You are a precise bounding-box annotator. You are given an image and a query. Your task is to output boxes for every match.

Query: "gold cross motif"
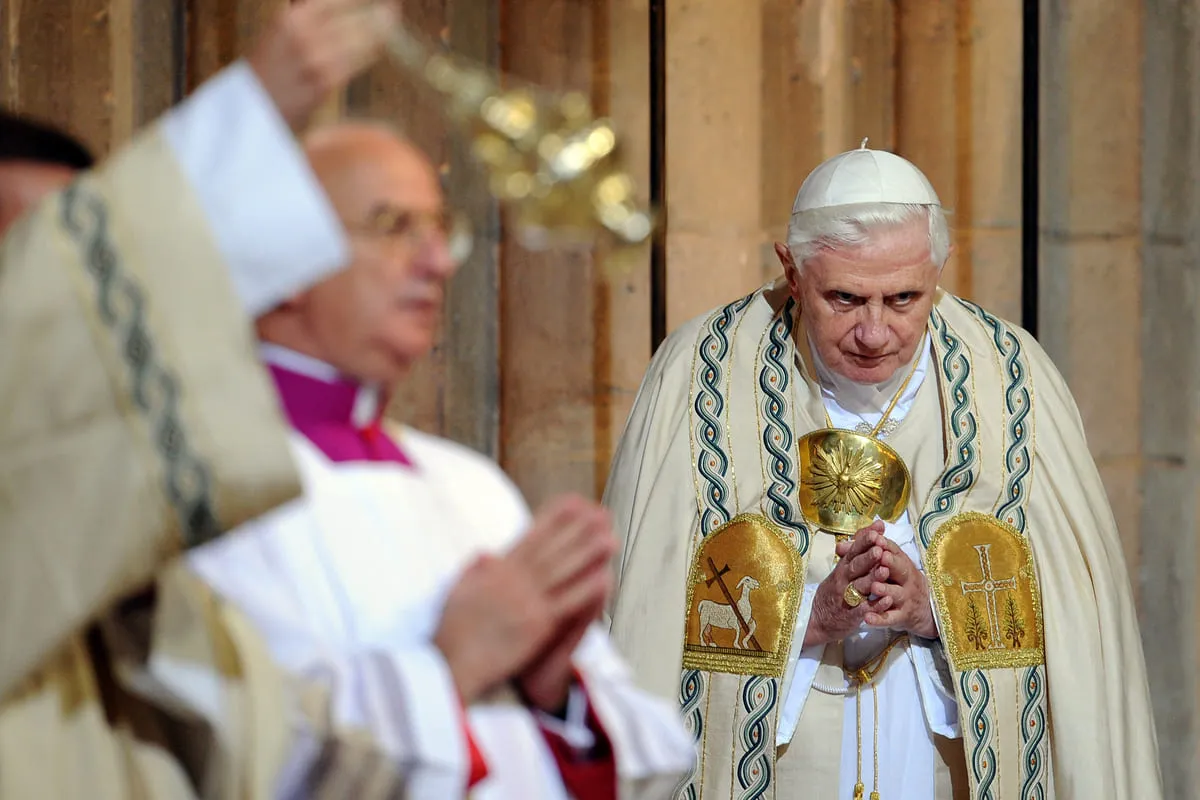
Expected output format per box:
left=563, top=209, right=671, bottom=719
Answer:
left=959, top=544, right=1018, bottom=650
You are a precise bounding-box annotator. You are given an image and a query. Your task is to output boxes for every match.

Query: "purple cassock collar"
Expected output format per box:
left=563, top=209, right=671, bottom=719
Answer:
left=261, top=344, right=414, bottom=467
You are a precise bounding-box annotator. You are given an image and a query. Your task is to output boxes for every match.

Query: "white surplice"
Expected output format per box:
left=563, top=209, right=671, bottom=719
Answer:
left=187, top=351, right=694, bottom=799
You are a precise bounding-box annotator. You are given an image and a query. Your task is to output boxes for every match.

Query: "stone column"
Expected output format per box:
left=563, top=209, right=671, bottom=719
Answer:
left=498, top=0, right=609, bottom=505
left=595, top=0, right=654, bottom=473
left=1139, top=0, right=1200, bottom=792
left=0, top=0, right=184, bottom=155
left=664, top=0, right=763, bottom=328
left=760, top=0, right=898, bottom=284
left=1039, top=0, right=1144, bottom=578
left=896, top=0, right=1023, bottom=316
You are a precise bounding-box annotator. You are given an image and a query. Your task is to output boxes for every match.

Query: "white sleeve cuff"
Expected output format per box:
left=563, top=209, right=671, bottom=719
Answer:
left=777, top=583, right=824, bottom=746
left=569, top=625, right=696, bottom=777
left=384, top=644, right=471, bottom=773
left=333, top=643, right=472, bottom=797
left=534, top=684, right=596, bottom=751
left=274, top=644, right=472, bottom=799
left=161, top=60, right=349, bottom=317
left=910, top=636, right=960, bottom=738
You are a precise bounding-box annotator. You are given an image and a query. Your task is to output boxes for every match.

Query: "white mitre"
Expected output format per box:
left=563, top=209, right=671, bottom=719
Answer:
left=791, top=139, right=941, bottom=213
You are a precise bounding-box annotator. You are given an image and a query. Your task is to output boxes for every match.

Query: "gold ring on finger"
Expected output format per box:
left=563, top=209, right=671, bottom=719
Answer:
left=843, top=583, right=865, bottom=608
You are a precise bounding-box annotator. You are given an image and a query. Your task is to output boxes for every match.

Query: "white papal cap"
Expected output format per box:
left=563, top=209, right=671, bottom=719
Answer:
left=791, top=139, right=941, bottom=214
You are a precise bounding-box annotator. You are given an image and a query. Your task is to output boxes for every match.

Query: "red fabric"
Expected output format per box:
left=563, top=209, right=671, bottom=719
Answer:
left=357, top=420, right=416, bottom=466
left=456, top=704, right=489, bottom=789
left=538, top=679, right=617, bottom=800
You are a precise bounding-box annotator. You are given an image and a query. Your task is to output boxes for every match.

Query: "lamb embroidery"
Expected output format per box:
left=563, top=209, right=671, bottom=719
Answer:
left=680, top=513, right=804, bottom=678
left=697, top=560, right=761, bottom=650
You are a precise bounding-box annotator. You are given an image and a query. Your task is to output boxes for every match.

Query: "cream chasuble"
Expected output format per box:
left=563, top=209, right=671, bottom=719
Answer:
left=604, top=281, right=1162, bottom=800
left=0, top=62, right=412, bottom=798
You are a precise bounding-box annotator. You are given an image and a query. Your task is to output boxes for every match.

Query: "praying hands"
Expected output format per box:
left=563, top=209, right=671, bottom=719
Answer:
left=864, top=534, right=938, bottom=639
left=804, top=521, right=938, bottom=647
left=512, top=496, right=616, bottom=714
left=434, top=494, right=616, bottom=708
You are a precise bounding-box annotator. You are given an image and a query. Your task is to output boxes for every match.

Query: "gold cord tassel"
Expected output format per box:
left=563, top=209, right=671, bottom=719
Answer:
left=854, top=681, right=865, bottom=800
left=828, top=637, right=907, bottom=800
left=870, top=681, right=881, bottom=800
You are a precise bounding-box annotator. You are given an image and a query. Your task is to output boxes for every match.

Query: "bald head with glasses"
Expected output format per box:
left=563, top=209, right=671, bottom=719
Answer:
left=256, top=122, right=470, bottom=384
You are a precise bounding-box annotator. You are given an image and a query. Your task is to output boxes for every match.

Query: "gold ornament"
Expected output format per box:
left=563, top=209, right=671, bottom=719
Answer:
left=797, top=429, right=911, bottom=535
left=810, top=437, right=884, bottom=516
left=384, top=21, right=654, bottom=265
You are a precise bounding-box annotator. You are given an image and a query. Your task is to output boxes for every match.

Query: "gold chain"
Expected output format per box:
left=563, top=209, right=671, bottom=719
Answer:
left=822, top=343, right=923, bottom=439
left=871, top=683, right=881, bottom=800
left=847, top=633, right=909, bottom=685
left=854, top=686, right=864, bottom=800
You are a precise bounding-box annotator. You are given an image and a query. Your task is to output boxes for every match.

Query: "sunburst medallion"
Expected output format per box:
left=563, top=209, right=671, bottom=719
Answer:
left=797, top=429, right=911, bottom=534
left=810, top=440, right=883, bottom=515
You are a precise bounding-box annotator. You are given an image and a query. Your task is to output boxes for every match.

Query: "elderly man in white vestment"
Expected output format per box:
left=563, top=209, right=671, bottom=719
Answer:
left=187, top=122, right=695, bottom=799
left=0, top=0, right=460, bottom=796
left=603, top=144, right=1163, bottom=799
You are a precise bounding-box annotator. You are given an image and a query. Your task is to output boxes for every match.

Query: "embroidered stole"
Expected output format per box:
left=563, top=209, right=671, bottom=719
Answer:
left=675, top=289, right=1052, bottom=800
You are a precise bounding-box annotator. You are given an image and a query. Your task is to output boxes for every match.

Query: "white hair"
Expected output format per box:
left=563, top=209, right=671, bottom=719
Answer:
left=785, top=202, right=950, bottom=272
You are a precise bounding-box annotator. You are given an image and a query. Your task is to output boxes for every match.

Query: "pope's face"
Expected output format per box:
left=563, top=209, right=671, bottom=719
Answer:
left=782, top=218, right=940, bottom=385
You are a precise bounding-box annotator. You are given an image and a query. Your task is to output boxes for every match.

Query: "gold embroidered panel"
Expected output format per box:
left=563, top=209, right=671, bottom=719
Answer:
left=796, top=429, right=911, bottom=535
left=681, top=514, right=803, bottom=677
left=926, top=512, right=1045, bottom=672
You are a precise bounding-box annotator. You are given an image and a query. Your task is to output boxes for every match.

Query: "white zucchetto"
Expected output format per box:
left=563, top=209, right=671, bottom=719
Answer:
left=791, top=139, right=941, bottom=213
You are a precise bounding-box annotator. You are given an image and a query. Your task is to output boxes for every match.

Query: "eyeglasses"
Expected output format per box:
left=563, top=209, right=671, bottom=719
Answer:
left=344, top=204, right=474, bottom=265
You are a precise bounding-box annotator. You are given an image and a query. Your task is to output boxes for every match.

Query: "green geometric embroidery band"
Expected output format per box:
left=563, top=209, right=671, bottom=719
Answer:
left=955, top=298, right=1035, bottom=533
left=60, top=182, right=221, bottom=548
left=923, top=305, right=1051, bottom=800
left=960, top=669, right=998, bottom=799
left=732, top=299, right=814, bottom=800
left=1019, top=664, right=1050, bottom=800
left=679, top=291, right=786, bottom=800
left=691, top=295, right=753, bottom=532
left=675, top=669, right=706, bottom=800
left=920, top=311, right=999, bottom=799
left=757, top=299, right=811, bottom=556
left=735, top=675, right=777, bottom=800
left=918, top=309, right=980, bottom=549
left=956, top=299, right=1050, bottom=799
left=678, top=295, right=753, bottom=800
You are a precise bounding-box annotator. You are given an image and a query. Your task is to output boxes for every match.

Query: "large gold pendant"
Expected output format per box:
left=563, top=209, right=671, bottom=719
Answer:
left=797, top=429, right=911, bottom=535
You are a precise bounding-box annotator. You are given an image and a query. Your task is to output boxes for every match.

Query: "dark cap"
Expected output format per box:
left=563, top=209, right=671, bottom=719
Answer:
left=0, top=110, right=94, bottom=170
